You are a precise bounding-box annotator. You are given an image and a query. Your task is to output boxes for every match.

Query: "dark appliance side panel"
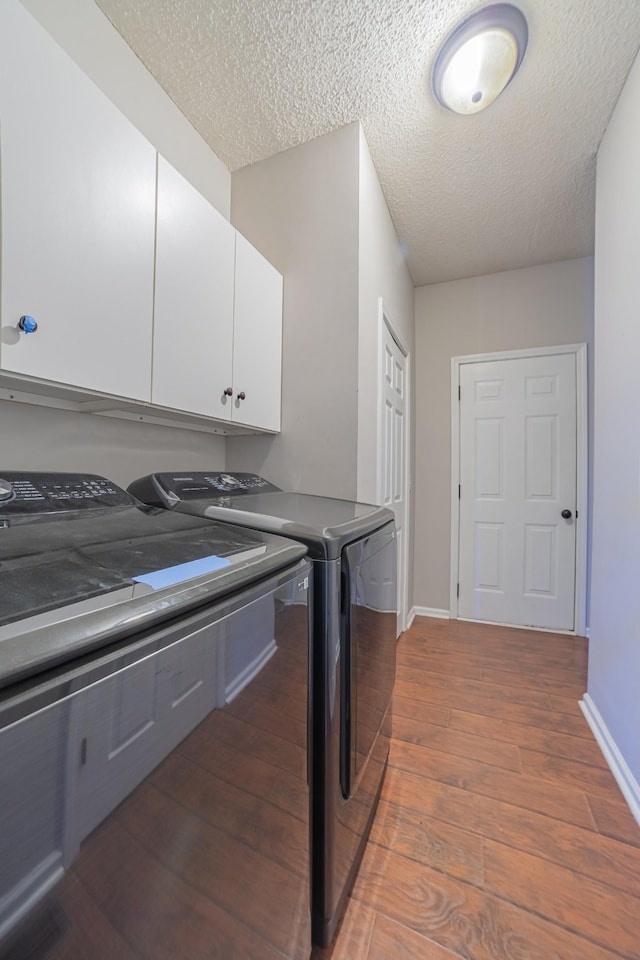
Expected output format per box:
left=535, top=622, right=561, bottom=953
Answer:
left=314, top=522, right=396, bottom=948
left=342, top=521, right=397, bottom=797
left=0, top=562, right=312, bottom=960
left=310, top=557, right=342, bottom=949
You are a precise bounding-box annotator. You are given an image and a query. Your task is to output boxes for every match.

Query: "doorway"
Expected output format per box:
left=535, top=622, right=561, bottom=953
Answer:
left=451, top=344, right=587, bottom=633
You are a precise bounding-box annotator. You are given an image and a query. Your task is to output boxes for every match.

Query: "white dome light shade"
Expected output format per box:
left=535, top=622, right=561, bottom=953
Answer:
left=441, top=29, right=518, bottom=114
left=433, top=4, right=528, bottom=115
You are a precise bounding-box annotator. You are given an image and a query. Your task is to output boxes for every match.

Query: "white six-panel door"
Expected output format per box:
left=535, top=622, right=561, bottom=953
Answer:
left=458, top=352, right=577, bottom=631
left=380, top=321, right=408, bottom=636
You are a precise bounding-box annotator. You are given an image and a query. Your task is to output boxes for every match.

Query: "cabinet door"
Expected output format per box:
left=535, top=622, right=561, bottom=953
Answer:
left=153, top=157, right=235, bottom=418
left=155, top=620, right=220, bottom=750
left=0, top=700, right=72, bottom=938
left=232, top=233, right=283, bottom=432
left=75, top=655, right=163, bottom=843
left=75, top=621, right=219, bottom=843
left=0, top=0, right=156, bottom=400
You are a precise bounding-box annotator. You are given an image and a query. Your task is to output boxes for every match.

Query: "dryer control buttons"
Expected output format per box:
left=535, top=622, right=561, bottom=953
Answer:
left=217, top=473, right=243, bottom=490
left=0, top=478, right=15, bottom=502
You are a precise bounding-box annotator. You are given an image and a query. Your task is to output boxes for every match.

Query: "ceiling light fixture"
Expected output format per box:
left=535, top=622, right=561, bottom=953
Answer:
left=432, top=4, right=528, bottom=115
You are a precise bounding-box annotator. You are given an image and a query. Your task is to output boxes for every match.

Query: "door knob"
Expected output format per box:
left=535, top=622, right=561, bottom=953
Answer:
left=561, top=509, right=573, bottom=519
left=236, top=391, right=246, bottom=400
left=18, top=315, right=38, bottom=334
left=223, top=387, right=233, bottom=396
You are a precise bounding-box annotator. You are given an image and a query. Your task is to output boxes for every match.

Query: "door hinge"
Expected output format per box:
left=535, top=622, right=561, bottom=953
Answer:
left=456, top=583, right=460, bottom=598
left=80, top=737, right=88, bottom=766
left=575, top=510, right=579, bottom=519
left=458, top=484, right=461, bottom=499
left=458, top=385, right=461, bottom=401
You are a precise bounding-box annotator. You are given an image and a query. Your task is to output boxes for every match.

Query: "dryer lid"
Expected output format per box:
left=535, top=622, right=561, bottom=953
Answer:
left=128, top=472, right=394, bottom=559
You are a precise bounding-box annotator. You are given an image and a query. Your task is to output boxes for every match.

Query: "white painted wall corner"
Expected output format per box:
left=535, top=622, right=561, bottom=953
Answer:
left=409, top=607, right=450, bottom=626
left=580, top=694, right=640, bottom=828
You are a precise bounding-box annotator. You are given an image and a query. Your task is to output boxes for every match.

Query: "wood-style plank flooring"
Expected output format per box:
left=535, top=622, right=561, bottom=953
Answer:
left=315, top=616, right=640, bottom=960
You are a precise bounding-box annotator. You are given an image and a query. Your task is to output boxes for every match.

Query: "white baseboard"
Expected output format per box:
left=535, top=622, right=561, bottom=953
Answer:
left=580, top=694, right=640, bottom=828
left=225, top=639, right=276, bottom=704
left=410, top=606, right=450, bottom=623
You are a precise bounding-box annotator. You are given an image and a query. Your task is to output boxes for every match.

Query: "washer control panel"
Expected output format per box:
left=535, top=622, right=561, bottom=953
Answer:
left=154, top=472, right=280, bottom=500
left=0, top=472, right=133, bottom=514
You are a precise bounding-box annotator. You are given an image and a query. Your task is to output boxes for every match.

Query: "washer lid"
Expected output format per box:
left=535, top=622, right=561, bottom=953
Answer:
left=0, top=471, right=307, bottom=686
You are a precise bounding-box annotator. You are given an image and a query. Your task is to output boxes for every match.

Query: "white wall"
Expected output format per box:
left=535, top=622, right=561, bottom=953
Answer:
left=20, top=0, right=230, bottom=216
left=587, top=49, right=640, bottom=813
left=0, top=402, right=224, bottom=489
left=226, top=124, right=361, bottom=499
left=0, top=0, right=229, bottom=484
left=357, top=128, right=414, bottom=614
left=356, top=127, right=414, bottom=505
left=414, top=258, right=594, bottom=613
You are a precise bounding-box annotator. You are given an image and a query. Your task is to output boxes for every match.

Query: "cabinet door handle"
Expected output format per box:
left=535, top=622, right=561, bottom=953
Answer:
left=18, top=315, right=38, bottom=334
left=237, top=391, right=246, bottom=401
left=223, top=387, right=233, bottom=396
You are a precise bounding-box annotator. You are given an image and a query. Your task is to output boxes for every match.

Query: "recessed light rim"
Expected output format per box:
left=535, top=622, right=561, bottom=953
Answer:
left=432, top=3, right=529, bottom=113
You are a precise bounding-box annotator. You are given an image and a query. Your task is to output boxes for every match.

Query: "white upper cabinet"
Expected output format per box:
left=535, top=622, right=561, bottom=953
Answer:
left=0, top=0, right=156, bottom=401
left=0, top=1, right=282, bottom=433
left=153, top=165, right=283, bottom=430
left=233, top=233, right=283, bottom=432
left=153, top=157, right=235, bottom=417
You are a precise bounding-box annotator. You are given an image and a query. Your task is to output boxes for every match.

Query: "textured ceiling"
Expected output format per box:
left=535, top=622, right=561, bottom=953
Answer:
left=94, top=0, right=640, bottom=285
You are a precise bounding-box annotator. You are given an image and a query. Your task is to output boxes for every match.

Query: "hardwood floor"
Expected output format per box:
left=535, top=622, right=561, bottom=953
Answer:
left=315, top=616, right=640, bottom=960
left=4, top=614, right=638, bottom=959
